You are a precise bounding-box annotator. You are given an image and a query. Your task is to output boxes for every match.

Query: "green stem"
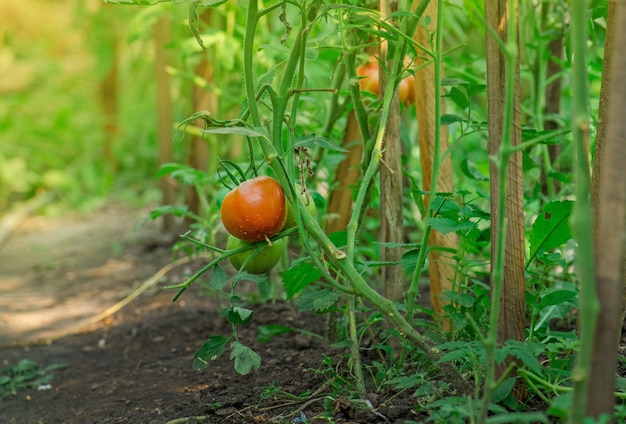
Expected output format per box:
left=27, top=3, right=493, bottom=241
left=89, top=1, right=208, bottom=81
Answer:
left=567, top=0, right=598, bottom=422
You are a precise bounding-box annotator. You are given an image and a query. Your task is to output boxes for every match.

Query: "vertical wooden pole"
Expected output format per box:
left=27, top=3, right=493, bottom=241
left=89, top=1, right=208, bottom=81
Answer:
left=379, top=0, right=404, bottom=305
left=326, top=111, right=363, bottom=234
left=587, top=0, right=624, bottom=418
left=155, top=15, right=175, bottom=232
left=185, top=10, right=215, bottom=227
left=484, top=0, right=526, bottom=395
left=413, top=0, right=457, bottom=326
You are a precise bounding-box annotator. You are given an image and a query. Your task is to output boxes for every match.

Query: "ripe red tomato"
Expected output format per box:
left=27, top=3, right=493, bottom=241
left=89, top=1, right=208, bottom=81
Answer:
left=227, top=235, right=285, bottom=274
left=220, top=176, right=287, bottom=242
left=357, top=55, right=416, bottom=106
left=283, top=185, right=317, bottom=229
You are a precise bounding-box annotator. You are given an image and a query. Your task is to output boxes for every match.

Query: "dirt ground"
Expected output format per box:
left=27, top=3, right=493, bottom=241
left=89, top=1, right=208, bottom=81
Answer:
left=0, top=203, right=416, bottom=424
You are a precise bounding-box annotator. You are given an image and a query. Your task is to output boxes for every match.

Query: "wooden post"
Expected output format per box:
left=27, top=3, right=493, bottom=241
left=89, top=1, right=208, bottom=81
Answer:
left=155, top=15, right=176, bottom=232
left=413, top=0, right=457, bottom=327
left=379, top=0, right=405, bottom=305
left=485, top=0, right=526, bottom=397
left=587, top=0, right=624, bottom=418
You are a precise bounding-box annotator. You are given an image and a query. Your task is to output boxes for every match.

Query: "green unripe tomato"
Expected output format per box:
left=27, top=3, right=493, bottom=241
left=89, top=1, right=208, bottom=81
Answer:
left=227, top=235, right=285, bottom=274
left=284, top=185, right=317, bottom=229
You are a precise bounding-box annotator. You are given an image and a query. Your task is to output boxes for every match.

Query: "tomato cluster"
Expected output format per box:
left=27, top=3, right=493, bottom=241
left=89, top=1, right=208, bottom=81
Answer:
left=220, top=176, right=317, bottom=274
left=357, top=55, right=416, bottom=106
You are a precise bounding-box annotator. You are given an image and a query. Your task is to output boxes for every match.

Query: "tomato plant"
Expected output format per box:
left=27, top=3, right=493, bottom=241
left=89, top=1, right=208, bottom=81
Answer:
left=226, top=235, right=285, bottom=274
left=357, top=55, right=415, bottom=106
left=283, top=185, right=317, bottom=230
left=220, top=176, right=287, bottom=242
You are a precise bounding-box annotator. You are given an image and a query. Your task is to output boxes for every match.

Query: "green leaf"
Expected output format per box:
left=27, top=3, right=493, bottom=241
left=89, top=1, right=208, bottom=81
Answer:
left=230, top=342, right=261, bottom=375
left=487, top=412, right=549, bottom=424
left=460, top=158, right=489, bottom=181
left=202, top=126, right=267, bottom=138
left=297, top=289, right=339, bottom=312
left=188, top=0, right=205, bottom=49
left=429, top=217, right=477, bottom=235
left=227, top=307, right=254, bottom=325
left=448, top=87, right=469, bottom=110
left=282, top=262, right=322, bottom=299
left=491, top=378, right=515, bottom=403
left=232, top=271, right=268, bottom=284
left=502, top=340, right=542, bottom=374
left=293, top=134, right=347, bottom=152
left=401, top=248, right=421, bottom=272
left=150, top=205, right=189, bottom=220
left=209, top=264, right=228, bottom=290
left=539, top=289, right=577, bottom=309
left=440, top=114, right=466, bottom=126
left=444, top=290, right=475, bottom=308
left=193, top=336, right=228, bottom=370
left=528, top=200, right=574, bottom=264
left=328, top=231, right=347, bottom=248
left=257, top=325, right=293, bottom=343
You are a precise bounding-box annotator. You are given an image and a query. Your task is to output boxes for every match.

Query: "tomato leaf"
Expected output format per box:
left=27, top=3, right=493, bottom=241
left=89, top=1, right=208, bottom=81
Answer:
left=202, top=126, right=267, bottom=138
left=227, top=306, right=254, bottom=325
left=209, top=264, right=228, bottom=290
left=230, top=342, right=261, bottom=375
left=528, top=200, right=573, bottom=266
left=193, top=335, right=228, bottom=370
left=188, top=0, right=205, bottom=50
left=257, top=325, right=293, bottom=343
left=293, top=134, right=348, bottom=152
left=297, top=289, right=340, bottom=312
left=282, top=262, right=322, bottom=299
left=429, top=217, right=477, bottom=235
left=440, top=114, right=466, bottom=126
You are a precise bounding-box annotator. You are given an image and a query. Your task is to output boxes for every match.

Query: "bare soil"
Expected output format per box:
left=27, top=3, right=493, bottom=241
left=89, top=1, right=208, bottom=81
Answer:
left=0, top=203, right=416, bottom=424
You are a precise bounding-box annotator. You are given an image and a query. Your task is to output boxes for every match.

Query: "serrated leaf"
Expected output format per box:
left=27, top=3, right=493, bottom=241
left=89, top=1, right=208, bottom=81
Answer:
left=293, top=134, right=347, bottom=152
left=227, top=306, right=254, bottom=325
left=528, top=200, right=574, bottom=264
left=297, top=289, right=339, bottom=312
left=193, top=336, right=228, bottom=370
left=429, top=217, right=477, bottom=235
left=438, top=349, right=471, bottom=364
left=539, top=289, right=577, bottom=309
left=387, top=375, right=423, bottom=389
left=491, top=378, right=515, bottom=403
left=282, top=262, right=322, bottom=299
left=150, top=205, right=189, bottom=220
left=444, top=290, right=475, bottom=308
left=232, top=271, right=268, bottom=284
left=503, top=340, right=542, bottom=374
left=209, top=264, right=228, bottom=290
left=230, top=342, right=261, bottom=375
